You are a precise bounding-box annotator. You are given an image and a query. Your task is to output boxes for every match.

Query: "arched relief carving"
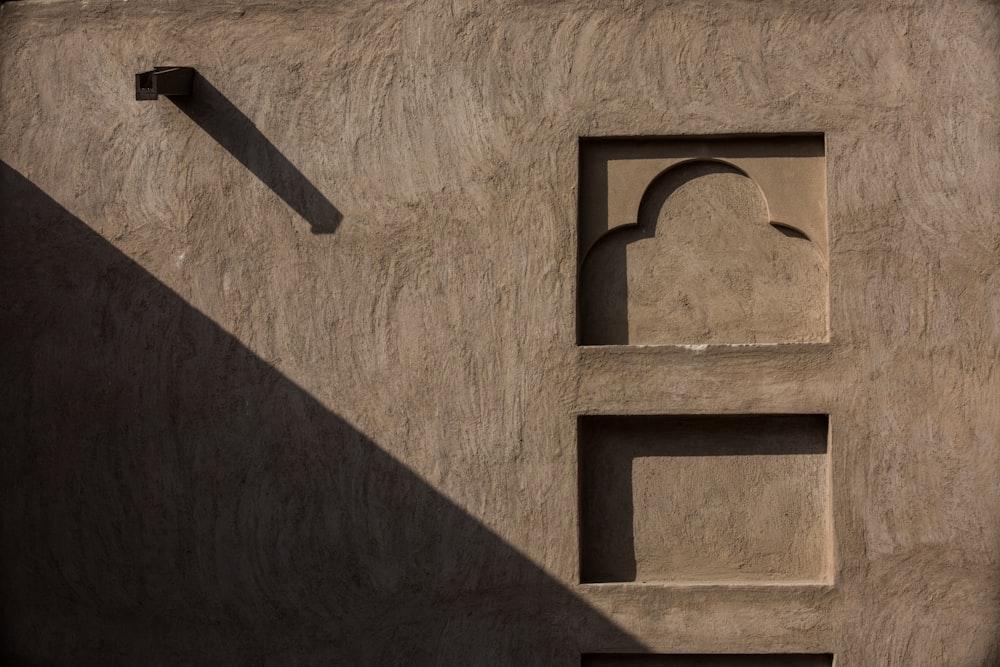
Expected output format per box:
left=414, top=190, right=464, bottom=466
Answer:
left=578, top=135, right=829, bottom=345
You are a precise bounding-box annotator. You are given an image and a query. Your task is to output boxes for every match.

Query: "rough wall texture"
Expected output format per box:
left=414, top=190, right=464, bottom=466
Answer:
left=1, top=0, right=998, bottom=665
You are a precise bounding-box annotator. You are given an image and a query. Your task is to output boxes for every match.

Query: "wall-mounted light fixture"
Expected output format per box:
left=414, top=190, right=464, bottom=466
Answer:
left=135, top=67, right=194, bottom=100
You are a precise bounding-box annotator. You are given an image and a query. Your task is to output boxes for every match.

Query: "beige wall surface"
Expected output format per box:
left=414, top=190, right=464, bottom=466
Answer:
left=1, top=0, right=998, bottom=664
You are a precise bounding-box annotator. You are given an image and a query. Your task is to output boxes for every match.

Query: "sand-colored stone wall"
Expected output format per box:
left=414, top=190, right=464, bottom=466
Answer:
left=2, top=1, right=998, bottom=664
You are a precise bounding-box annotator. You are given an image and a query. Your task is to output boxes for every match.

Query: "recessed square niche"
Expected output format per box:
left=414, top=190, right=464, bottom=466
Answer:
left=578, top=415, right=830, bottom=584
left=578, top=135, right=828, bottom=345
left=581, top=655, right=833, bottom=667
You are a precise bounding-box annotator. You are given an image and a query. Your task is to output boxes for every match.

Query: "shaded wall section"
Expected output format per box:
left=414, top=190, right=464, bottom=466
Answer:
left=0, top=162, right=641, bottom=665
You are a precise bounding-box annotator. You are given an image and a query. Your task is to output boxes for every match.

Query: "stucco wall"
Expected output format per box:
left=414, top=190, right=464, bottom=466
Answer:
left=2, top=1, right=998, bottom=664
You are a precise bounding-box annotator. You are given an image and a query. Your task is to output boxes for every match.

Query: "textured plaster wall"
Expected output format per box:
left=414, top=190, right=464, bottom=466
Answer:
left=1, top=0, right=999, bottom=665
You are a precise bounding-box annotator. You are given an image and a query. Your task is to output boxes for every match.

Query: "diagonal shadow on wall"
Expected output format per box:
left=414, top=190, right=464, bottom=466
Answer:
left=0, top=162, right=642, bottom=665
left=170, top=72, right=341, bottom=234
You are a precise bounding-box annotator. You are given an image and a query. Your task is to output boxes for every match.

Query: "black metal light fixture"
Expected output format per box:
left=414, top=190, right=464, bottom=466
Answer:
left=135, top=67, right=194, bottom=100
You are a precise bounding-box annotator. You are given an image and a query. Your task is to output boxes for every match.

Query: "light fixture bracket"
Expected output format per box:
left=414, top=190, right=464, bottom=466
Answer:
left=135, top=66, right=194, bottom=101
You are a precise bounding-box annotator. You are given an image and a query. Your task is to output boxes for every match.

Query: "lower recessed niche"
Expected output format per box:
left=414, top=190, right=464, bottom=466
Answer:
left=579, top=415, right=830, bottom=584
left=582, top=655, right=833, bottom=667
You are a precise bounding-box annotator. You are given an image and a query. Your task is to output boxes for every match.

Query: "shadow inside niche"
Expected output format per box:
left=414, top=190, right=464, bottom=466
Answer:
left=0, top=162, right=642, bottom=665
left=578, top=162, right=743, bottom=346
left=170, top=71, right=341, bottom=234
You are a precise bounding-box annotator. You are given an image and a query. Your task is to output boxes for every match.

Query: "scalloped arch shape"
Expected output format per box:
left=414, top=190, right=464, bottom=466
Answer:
left=581, top=158, right=815, bottom=265
left=637, top=158, right=771, bottom=226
